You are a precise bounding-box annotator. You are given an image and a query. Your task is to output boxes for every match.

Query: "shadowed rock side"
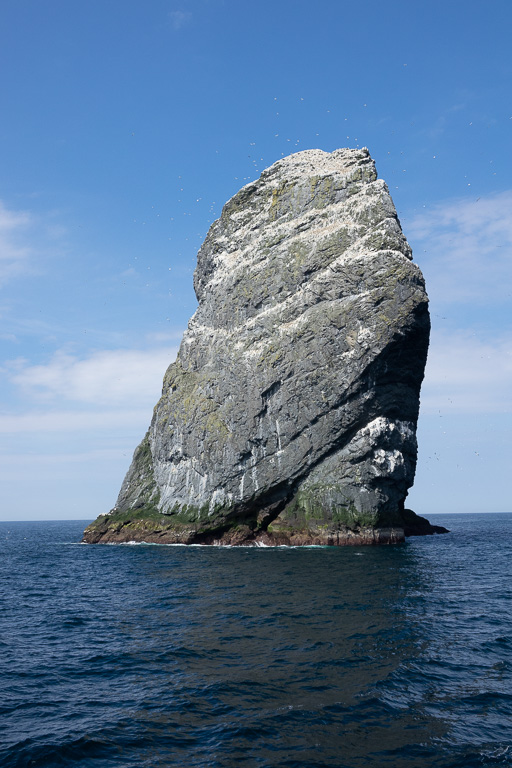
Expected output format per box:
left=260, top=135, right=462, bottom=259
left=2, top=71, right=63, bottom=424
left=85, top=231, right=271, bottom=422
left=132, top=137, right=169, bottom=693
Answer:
left=84, top=148, right=448, bottom=546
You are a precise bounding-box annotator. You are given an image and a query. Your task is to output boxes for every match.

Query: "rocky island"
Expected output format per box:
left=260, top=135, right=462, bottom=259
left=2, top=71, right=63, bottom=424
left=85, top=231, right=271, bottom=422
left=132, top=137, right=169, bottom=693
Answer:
left=84, top=148, right=447, bottom=546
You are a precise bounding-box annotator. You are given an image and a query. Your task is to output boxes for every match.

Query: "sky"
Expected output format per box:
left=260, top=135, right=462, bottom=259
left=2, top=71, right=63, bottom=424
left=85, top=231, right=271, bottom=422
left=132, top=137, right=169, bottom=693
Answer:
left=0, top=0, right=511, bottom=521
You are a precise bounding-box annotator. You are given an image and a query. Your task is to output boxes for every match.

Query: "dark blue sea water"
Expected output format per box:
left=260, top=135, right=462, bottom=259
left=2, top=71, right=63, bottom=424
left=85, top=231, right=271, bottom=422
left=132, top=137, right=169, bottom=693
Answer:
left=1, top=514, right=511, bottom=768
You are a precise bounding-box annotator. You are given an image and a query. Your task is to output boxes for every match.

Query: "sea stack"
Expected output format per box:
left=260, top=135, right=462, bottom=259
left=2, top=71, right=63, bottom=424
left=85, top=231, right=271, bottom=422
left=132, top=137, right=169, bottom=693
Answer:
left=84, top=148, right=446, bottom=545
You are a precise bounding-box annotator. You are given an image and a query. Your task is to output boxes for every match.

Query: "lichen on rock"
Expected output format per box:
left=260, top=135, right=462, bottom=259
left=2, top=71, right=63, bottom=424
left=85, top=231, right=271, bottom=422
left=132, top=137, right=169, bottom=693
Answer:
left=83, top=148, right=447, bottom=546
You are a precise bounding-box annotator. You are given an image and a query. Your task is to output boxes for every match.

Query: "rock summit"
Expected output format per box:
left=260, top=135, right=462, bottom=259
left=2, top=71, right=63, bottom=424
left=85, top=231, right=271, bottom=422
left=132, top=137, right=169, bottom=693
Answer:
left=84, top=148, right=447, bottom=545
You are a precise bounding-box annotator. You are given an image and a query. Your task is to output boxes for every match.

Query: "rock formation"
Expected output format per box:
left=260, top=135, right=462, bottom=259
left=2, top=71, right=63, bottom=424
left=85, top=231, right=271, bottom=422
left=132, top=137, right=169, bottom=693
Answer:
left=84, top=148, right=447, bottom=545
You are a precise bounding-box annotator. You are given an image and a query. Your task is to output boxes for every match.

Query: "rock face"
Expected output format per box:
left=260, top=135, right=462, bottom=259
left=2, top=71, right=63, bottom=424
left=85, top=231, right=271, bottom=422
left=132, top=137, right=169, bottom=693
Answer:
left=84, top=148, right=447, bottom=545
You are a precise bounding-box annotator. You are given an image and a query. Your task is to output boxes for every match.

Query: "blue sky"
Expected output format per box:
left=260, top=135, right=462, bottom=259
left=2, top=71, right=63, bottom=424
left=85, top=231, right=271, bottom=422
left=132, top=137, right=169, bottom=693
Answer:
left=1, top=0, right=510, bottom=520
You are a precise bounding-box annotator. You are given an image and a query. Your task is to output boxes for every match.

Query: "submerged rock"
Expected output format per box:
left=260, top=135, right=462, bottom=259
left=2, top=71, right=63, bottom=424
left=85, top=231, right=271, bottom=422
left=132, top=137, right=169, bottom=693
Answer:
left=84, top=148, right=447, bottom=545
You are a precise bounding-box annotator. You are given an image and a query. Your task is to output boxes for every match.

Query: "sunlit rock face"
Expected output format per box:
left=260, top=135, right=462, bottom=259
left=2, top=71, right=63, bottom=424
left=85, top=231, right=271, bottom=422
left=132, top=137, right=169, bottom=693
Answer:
left=84, top=148, right=443, bottom=545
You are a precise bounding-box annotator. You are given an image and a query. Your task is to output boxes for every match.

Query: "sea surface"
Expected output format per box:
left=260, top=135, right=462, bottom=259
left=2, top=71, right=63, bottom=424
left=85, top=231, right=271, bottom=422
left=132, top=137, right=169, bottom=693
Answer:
left=0, top=513, right=511, bottom=768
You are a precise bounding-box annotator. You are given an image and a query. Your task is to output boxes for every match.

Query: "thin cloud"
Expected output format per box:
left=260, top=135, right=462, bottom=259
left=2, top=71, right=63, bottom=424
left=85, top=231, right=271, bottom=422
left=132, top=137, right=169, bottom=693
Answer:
left=405, top=190, right=512, bottom=305
left=145, top=330, right=184, bottom=344
left=421, top=329, right=512, bottom=415
left=6, top=346, right=178, bottom=408
left=169, top=10, right=192, bottom=30
left=0, top=408, right=152, bottom=434
left=0, top=201, right=33, bottom=283
left=0, top=199, right=68, bottom=286
left=0, top=201, right=31, bottom=233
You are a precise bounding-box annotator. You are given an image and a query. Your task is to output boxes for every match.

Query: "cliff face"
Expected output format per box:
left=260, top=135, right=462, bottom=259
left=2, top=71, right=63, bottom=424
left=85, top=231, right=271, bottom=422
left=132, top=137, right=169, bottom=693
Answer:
left=84, top=148, right=445, bottom=545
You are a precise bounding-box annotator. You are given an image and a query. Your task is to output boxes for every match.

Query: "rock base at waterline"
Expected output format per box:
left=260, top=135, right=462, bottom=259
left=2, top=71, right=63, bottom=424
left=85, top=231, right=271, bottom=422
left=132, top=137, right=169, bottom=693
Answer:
left=82, top=508, right=448, bottom=546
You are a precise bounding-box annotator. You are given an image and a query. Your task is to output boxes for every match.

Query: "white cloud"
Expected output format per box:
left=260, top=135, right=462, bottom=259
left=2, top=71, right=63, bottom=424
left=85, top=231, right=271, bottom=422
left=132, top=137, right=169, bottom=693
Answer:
left=405, top=190, right=512, bottom=305
left=421, top=329, right=512, bottom=414
left=0, top=344, right=181, bottom=518
left=0, top=408, right=152, bottom=434
left=0, top=201, right=31, bottom=233
left=0, top=199, right=68, bottom=286
left=5, top=346, right=178, bottom=408
left=403, top=190, right=512, bottom=418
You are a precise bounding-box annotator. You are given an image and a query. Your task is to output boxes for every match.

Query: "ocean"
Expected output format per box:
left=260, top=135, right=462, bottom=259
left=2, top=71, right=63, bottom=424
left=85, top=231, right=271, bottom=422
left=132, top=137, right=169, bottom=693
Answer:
left=1, top=513, right=511, bottom=768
